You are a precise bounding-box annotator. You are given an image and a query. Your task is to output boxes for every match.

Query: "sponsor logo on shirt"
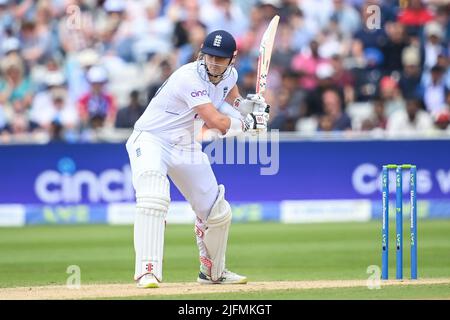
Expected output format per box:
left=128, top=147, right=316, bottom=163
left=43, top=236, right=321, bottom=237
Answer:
left=223, top=86, right=229, bottom=99
left=191, top=90, right=208, bottom=97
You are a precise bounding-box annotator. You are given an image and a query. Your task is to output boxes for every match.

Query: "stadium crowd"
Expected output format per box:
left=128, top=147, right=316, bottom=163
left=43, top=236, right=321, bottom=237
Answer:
left=0, top=0, right=449, bottom=143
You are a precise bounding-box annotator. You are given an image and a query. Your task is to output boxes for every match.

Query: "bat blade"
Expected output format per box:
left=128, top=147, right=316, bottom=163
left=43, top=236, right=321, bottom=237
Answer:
left=255, top=15, right=280, bottom=96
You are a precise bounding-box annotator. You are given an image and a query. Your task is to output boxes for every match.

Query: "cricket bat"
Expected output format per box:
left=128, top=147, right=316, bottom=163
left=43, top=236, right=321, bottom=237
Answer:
left=255, top=15, right=280, bottom=97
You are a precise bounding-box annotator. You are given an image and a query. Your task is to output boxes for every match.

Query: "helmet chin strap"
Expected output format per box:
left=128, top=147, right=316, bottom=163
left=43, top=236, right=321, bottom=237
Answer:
left=201, top=56, right=233, bottom=84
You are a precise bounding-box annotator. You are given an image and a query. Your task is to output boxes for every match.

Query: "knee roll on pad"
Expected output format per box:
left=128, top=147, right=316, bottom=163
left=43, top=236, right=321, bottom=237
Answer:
left=136, top=171, right=170, bottom=212
left=203, top=184, right=232, bottom=281
left=134, top=171, right=170, bottom=282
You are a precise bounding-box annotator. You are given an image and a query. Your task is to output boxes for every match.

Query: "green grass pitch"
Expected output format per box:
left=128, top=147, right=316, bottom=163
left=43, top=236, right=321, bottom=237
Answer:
left=0, top=220, right=449, bottom=299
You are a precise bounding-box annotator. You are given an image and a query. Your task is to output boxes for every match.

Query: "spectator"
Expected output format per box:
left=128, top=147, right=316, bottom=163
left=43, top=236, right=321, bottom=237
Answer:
left=133, top=0, right=174, bottom=63
left=147, top=58, right=174, bottom=102
left=66, top=49, right=100, bottom=103
left=199, top=0, right=249, bottom=38
left=372, top=98, right=388, bottom=130
left=330, top=54, right=354, bottom=104
left=78, top=66, right=117, bottom=129
left=422, top=21, right=446, bottom=72
left=19, top=19, right=51, bottom=67
left=386, top=98, right=434, bottom=135
left=270, top=23, right=296, bottom=73
left=2, top=112, right=41, bottom=142
left=1, top=37, right=20, bottom=58
left=300, top=0, right=334, bottom=36
left=237, top=69, right=257, bottom=98
left=378, top=76, right=405, bottom=116
left=381, top=22, right=408, bottom=75
left=303, top=63, right=342, bottom=116
left=398, top=0, right=434, bottom=36
left=433, top=109, right=450, bottom=132
left=291, top=40, right=328, bottom=91
left=399, top=46, right=422, bottom=99
left=319, top=88, right=352, bottom=131
left=29, top=71, right=78, bottom=134
left=353, top=2, right=387, bottom=49
left=269, top=87, right=300, bottom=131
left=360, top=99, right=388, bottom=132
left=176, top=23, right=206, bottom=66
left=330, top=0, right=361, bottom=37
left=58, top=0, right=95, bottom=54
left=0, top=54, right=34, bottom=115
left=422, top=65, right=449, bottom=116
left=115, top=90, right=145, bottom=129
left=170, top=0, right=205, bottom=48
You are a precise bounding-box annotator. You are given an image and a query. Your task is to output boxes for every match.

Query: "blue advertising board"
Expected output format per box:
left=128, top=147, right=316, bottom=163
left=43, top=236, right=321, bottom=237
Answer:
left=1, top=139, right=450, bottom=204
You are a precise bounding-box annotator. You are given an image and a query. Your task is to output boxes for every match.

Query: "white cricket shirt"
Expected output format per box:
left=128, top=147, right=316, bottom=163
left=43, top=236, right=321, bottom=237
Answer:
left=134, top=61, right=238, bottom=144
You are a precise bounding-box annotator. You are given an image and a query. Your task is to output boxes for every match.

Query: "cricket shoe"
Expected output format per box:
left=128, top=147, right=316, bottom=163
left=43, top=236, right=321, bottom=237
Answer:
left=136, top=273, right=160, bottom=288
left=197, top=269, right=248, bottom=284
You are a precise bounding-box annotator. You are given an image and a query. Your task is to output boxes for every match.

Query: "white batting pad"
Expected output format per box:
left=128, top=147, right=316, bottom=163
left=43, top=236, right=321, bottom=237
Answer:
left=202, top=184, right=232, bottom=281
left=134, top=171, right=170, bottom=282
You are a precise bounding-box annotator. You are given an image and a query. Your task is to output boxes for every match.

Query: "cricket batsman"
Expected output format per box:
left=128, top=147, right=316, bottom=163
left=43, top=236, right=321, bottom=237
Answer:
left=125, top=30, right=270, bottom=288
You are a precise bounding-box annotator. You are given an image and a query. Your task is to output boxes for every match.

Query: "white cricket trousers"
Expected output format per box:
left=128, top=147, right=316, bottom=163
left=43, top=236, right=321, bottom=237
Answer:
left=125, top=129, right=219, bottom=280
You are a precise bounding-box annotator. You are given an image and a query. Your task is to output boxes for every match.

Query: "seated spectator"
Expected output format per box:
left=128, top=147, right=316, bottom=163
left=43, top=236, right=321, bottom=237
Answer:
left=237, top=69, right=257, bottom=98
left=199, top=0, right=248, bottom=38
left=386, top=98, right=434, bottom=135
left=422, top=21, right=446, bottom=72
left=1, top=112, right=41, bottom=142
left=318, top=88, right=352, bottom=131
left=279, top=71, right=306, bottom=119
left=176, top=23, right=206, bottom=66
left=303, top=63, right=343, bottom=116
left=381, top=22, right=408, bottom=75
left=372, top=99, right=388, bottom=130
left=132, top=0, right=174, bottom=63
left=353, top=2, right=387, bottom=49
left=270, top=23, right=297, bottom=73
left=147, top=56, right=173, bottom=102
left=399, top=46, right=422, bottom=99
left=378, top=76, right=405, bottom=116
left=350, top=47, right=384, bottom=102
left=58, top=0, right=95, bottom=54
left=78, top=66, right=117, bottom=129
left=291, top=40, right=327, bottom=91
left=433, top=109, right=450, bottom=132
left=29, top=72, right=78, bottom=134
left=330, top=0, right=361, bottom=37
left=170, top=0, right=204, bottom=49
left=19, top=19, right=51, bottom=67
left=422, top=65, right=449, bottom=116
left=330, top=54, right=354, bottom=104
left=397, top=0, right=434, bottom=36
left=288, top=8, right=315, bottom=53
left=115, top=90, right=145, bottom=128
left=66, top=49, right=100, bottom=103
left=0, top=55, right=34, bottom=114
left=269, top=87, right=298, bottom=131
left=1, top=37, right=21, bottom=58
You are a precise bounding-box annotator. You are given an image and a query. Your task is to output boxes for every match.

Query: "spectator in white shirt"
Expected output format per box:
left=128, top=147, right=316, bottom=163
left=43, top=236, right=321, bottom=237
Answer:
left=199, top=0, right=248, bottom=38
left=387, top=98, right=434, bottom=136
left=29, top=72, right=78, bottom=133
left=423, top=65, right=449, bottom=116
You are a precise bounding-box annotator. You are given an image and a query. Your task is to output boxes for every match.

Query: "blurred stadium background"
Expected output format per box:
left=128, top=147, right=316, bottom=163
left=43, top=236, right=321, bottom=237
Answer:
left=0, top=0, right=449, bottom=225
left=0, top=0, right=450, bottom=298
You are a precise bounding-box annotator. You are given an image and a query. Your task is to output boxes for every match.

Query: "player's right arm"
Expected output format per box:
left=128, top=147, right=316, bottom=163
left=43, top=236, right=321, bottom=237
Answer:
left=195, top=103, right=239, bottom=137
left=195, top=103, right=267, bottom=137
